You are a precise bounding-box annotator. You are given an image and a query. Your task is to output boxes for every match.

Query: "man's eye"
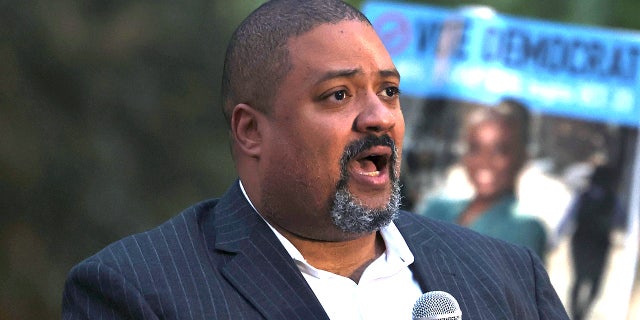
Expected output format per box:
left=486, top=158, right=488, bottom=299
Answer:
left=334, top=90, right=347, bottom=101
left=384, top=86, right=400, bottom=97
left=319, top=89, right=351, bottom=104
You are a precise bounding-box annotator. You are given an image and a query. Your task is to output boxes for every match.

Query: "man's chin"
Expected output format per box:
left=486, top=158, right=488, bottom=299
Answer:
left=329, top=182, right=400, bottom=234
left=352, top=198, right=392, bottom=212
left=346, top=184, right=394, bottom=207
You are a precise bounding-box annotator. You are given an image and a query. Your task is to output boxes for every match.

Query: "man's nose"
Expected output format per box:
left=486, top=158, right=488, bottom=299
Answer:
left=353, top=95, right=396, bottom=134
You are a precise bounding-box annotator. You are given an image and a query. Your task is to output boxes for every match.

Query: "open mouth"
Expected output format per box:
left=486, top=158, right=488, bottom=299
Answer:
left=352, top=146, right=392, bottom=177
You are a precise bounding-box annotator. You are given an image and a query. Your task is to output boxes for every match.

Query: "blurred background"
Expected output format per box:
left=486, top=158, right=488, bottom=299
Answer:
left=1, top=0, right=639, bottom=319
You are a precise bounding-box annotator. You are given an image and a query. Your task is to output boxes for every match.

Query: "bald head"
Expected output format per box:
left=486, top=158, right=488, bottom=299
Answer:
left=220, top=0, right=371, bottom=125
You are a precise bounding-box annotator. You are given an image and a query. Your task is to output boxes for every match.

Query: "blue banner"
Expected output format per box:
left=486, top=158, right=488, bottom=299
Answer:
left=363, top=1, right=640, bottom=127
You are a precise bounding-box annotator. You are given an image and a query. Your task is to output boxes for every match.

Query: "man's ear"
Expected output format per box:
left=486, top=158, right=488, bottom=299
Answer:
left=231, top=103, right=263, bottom=158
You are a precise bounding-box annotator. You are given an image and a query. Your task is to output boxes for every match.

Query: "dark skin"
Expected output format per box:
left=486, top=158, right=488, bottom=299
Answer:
left=231, top=21, right=404, bottom=283
left=458, top=120, right=524, bottom=226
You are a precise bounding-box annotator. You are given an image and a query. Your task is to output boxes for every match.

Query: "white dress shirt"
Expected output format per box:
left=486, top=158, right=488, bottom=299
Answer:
left=240, top=181, right=423, bottom=319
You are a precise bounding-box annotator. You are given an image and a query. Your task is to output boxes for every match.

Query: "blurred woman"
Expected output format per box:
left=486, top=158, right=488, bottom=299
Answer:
left=420, top=99, right=547, bottom=259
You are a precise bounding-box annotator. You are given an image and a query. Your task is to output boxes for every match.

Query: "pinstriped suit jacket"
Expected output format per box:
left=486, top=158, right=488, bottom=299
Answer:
left=62, top=181, right=569, bottom=319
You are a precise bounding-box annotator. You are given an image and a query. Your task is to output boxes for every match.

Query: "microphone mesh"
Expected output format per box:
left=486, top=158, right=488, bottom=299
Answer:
left=412, top=291, right=462, bottom=320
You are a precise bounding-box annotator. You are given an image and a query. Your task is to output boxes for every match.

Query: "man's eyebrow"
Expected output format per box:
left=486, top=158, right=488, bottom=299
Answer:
left=316, top=68, right=362, bottom=83
left=315, top=68, right=400, bottom=84
left=380, top=69, right=401, bottom=80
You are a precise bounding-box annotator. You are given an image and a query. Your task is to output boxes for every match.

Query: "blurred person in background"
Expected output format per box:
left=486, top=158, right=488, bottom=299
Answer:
left=420, top=99, right=548, bottom=259
left=568, top=165, right=620, bottom=320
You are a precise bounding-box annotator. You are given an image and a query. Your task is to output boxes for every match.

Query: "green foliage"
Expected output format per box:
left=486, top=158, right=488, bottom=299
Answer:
left=1, top=0, right=260, bottom=318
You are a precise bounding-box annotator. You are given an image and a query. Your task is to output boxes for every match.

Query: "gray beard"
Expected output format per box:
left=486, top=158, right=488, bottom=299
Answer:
left=329, top=179, right=401, bottom=234
left=329, top=134, right=401, bottom=234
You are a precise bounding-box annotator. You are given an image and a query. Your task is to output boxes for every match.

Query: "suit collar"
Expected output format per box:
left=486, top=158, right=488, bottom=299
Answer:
left=395, top=212, right=496, bottom=316
left=202, top=180, right=257, bottom=252
left=201, top=184, right=494, bottom=319
left=393, top=212, right=457, bottom=291
left=202, top=181, right=330, bottom=320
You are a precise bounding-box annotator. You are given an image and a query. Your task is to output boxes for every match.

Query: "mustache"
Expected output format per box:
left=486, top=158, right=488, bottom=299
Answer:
left=339, top=134, right=398, bottom=180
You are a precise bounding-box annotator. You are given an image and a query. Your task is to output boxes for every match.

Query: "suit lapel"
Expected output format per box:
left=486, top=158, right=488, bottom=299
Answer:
left=221, top=233, right=329, bottom=320
left=396, top=212, right=495, bottom=317
left=396, top=213, right=462, bottom=292
left=202, top=184, right=500, bottom=319
left=204, top=181, right=329, bottom=320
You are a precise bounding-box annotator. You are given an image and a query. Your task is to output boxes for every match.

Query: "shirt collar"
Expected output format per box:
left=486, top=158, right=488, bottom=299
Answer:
left=238, top=180, right=415, bottom=277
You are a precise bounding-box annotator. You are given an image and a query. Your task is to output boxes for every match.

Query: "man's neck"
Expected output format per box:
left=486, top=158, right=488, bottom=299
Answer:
left=283, top=230, right=386, bottom=283
left=236, top=181, right=386, bottom=282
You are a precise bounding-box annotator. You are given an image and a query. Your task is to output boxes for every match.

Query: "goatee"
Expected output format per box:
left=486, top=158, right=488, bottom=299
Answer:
left=329, top=134, right=401, bottom=234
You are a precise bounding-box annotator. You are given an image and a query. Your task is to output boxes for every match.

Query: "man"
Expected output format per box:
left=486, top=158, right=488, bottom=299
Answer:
left=63, top=0, right=570, bottom=319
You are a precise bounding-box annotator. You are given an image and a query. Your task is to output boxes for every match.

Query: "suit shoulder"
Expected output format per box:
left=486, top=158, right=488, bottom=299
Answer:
left=74, top=198, right=220, bottom=270
left=396, top=212, right=567, bottom=319
left=397, top=211, right=542, bottom=285
left=397, top=210, right=533, bottom=256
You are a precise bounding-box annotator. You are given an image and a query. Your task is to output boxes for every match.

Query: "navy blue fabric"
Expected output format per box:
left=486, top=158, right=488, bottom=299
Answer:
left=63, top=181, right=569, bottom=319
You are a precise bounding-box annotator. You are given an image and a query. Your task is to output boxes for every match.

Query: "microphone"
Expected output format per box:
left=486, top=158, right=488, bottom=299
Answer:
left=412, top=291, right=462, bottom=320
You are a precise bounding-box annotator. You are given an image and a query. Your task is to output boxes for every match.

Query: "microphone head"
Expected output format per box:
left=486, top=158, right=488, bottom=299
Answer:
left=412, top=291, right=462, bottom=320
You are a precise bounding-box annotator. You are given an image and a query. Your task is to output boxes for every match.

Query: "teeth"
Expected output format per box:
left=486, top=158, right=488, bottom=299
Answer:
left=360, top=171, right=380, bottom=177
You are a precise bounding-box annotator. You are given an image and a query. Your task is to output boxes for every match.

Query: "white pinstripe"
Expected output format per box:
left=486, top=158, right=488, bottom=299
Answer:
left=62, top=182, right=569, bottom=319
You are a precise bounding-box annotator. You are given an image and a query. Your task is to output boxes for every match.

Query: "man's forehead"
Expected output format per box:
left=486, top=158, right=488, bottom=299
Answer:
left=285, top=21, right=397, bottom=74
left=286, top=20, right=375, bottom=49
